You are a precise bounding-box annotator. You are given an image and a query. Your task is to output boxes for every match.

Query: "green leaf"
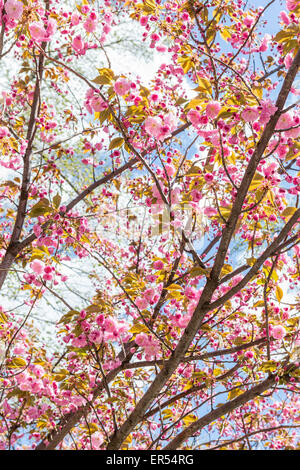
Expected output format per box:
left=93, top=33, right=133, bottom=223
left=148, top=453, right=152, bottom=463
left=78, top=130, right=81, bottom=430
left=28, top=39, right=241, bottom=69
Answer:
left=228, top=387, right=243, bottom=400
left=140, top=0, right=158, bottom=14
left=80, top=422, right=99, bottom=434
left=249, top=172, right=264, bottom=190
left=186, top=165, right=202, bottom=176
left=233, top=336, right=247, bottom=346
left=283, top=39, right=298, bottom=55
left=183, top=414, right=198, bottom=425
left=92, top=68, right=114, bottom=85
left=7, top=357, right=27, bottom=368
left=220, top=28, right=231, bottom=42
left=281, top=207, right=297, bottom=218
left=200, top=324, right=211, bottom=331
left=96, top=108, right=112, bottom=124
left=165, top=284, right=182, bottom=291
left=178, top=56, right=194, bottom=74
left=260, top=360, right=278, bottom=373
left=162, top=409, right=173, bottom=419
left=196, top=78, right=212, bottom=95
left=92, top=75, right=111, bottom=85
left=221, top=264, right=233, bottom=277
left=190, top=265, right=209, bottom=278
left=58, top=310, right=79, bottom=325
left=252, top=85, right=263, bottom=99
left=53, top=194, right=61, bottom=209
left=54, top=369, right=68, bottom=381
left=130, top=323, right=149, bottom=335
left=186, top=98, right=203, bottom=110
left=175, top=97, right=188, bottom=106
left=85, top=304, right=103, bottom=313
left=246, top=257, right=256, bottom=267
left=206, top=28, right=216, bottom=46
left=275, top=285, right=283, bottom=302
left=109, top=137, right=124, bottom=150
left=219, top=207, right=231, bottom=219
left=29, top=199, right=52, bottom=218
left=0, top=311, right=8, bottom=324
left=274, top=29, right=294, bottom=44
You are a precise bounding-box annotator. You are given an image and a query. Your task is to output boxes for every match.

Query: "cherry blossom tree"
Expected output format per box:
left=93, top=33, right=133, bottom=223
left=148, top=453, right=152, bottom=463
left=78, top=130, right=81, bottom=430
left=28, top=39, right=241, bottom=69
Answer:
left=0, top=0, right=299, bottom=450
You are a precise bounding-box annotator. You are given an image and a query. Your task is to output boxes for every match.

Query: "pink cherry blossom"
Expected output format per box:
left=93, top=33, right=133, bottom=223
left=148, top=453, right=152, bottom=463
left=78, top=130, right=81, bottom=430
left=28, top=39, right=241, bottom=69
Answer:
left=0, top=127, right=9, bottom=139
left=46, top=19, right=57, bottom=38
left=140, top=16, right=148, bottom=26
left=284, top=53, right=293, bottom=69
left=263, top=162, right=278, bottom=179
left=43, top=272, right=53, bottom=281
left=280, top=10, right=291, bottom=24
left=30, top=260, right=45, bottom=275
left=135, top=297, right=149, bottom=310
left=185, top=286, right=199, bottom=300
left=206, top=101, right=221, bottom=119
left=276, top=112, right=293, bottom=130
left=90, top=95, right=107, bottom=112
left=71, top=13, right=80, bottom=26
left=286, top=0, right=299, bottom=11
left=163, top=112, right=178, bottom=132
left=88, top=330, right=103, bottom=344
left=259, top=34, right=270, bottom=52
left=84, top=18, right=97, bottom=33
left=204, top=173, right=214, bottom=182
left=204, top=207, right=218, bottom=216
left=191, top=189, right=202, bottom=202
left=187, top=109, right=202, bottom=126
left=91, top=432, right=104, bottom=449
left=72, top=35, right=84, bottom=53
left=258, top=99, right=278, bottom=124
left=151, top=183, right=163, bottom=201
left=144, top=288, right=156, bottom=302
left=272, top=325, right=286, bottom=340
left=165, top=164, right=176, bottom=177
left=29, top=19, right=57, bottom=42
left=84, top=89, right=108, bottom=113
left=5, top=0, right=23, bottom=20
left=244, top=17, right=254, bottom=28
left=144, top=113, right=177, bottom=141
left=153, top=260, right=164, bottom=270
left=135, top=333, right=160, bottom=360
left=144, top=116, right=162, bottom=139
left=114, top=78, right=131, bottom=96
left=241, top=106, right=259, bottom=123
left=81, top=5, right=90, bottom=14
left=286, top=120, right=300, bottom=138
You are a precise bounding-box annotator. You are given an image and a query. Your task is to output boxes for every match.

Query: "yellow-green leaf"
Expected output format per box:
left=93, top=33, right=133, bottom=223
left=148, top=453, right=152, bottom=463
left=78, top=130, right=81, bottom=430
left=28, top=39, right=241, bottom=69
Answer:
left=7, top=357, right=27, bottom=368
left=29, top=198, right=52, bottom=218
left=220, top=28, right=231, bottom=41
left=130, top=323, right=149, bottom=334
left=281, top=207, right=297, bottom=218
left=228, top=388, right=243, bottom=400
left=189, top=265, right=208, bottom=278
left=183, top=414, right=198, bottom=425
left=109, top=137, right=124, bottom=150
left=221, top=264, right=233, bottom=277
left=92, top=68, right=114, bottom=85
left=196, top=78, right=212, bottom=95
left=249, top=172, right=264, bottom=191
left=53, top=193, right=61, bottom=209
left=275, top=285, right=283, bottom=302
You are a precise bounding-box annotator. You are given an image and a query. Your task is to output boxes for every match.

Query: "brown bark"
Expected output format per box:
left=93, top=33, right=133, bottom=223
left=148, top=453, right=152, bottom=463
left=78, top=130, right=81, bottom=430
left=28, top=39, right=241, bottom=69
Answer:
left=163, top=374, right=277, bottom=449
